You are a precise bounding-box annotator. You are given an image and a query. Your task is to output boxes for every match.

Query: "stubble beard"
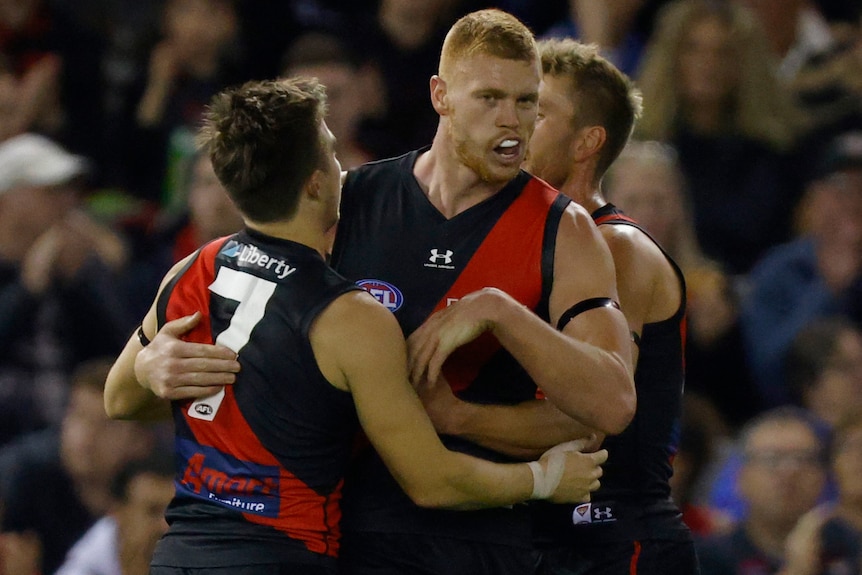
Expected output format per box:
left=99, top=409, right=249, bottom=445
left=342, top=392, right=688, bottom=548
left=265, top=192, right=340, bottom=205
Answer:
left=447, top=120, right=518, bottom=186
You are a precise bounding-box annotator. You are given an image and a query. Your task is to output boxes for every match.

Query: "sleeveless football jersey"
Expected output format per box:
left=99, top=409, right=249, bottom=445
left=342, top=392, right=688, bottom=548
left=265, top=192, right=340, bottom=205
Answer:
left=533, top=203, right=692, bottom=545
left=151, top=229, right=360, bottom=569
left=330, top=149, right=571, bottom=546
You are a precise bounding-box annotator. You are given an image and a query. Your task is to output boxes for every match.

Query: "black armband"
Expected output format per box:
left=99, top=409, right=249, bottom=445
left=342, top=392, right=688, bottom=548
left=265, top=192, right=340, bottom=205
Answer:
left=137, top=325, right=151, bottom=347
left=556, top=297, right=620, bottom=331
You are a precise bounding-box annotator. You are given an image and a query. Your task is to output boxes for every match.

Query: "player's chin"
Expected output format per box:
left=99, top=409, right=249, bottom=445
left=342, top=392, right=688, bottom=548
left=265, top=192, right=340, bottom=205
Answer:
left=484, top=159, right=522, bottom=183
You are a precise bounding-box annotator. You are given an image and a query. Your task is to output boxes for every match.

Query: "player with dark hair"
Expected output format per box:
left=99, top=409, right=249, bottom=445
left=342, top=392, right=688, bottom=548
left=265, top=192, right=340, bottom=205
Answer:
left=126, top=10, right=636, bottom=574
left=104, top=76, right=607, bottom=575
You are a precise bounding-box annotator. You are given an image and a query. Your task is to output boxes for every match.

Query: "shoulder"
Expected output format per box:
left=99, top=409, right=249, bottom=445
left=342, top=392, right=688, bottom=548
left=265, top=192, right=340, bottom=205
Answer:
left=558, top=200, right=601, bottom=235
left=553, top=202, right=615, bottom=269
left=600, top=224, right=675, bottom=278
left=313, top=289, right=403, bottom=355
left=321, top=289, right=395, bottom=327
left=344, top=151, right=416, bottom=191
left=341, top=152, right=417, bottom=219
left=310, top=289, right=406, bottom=392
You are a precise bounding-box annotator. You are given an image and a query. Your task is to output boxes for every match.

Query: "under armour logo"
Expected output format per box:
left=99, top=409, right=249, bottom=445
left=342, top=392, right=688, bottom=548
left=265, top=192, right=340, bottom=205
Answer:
left=429, top=249, right=453, bottom=265
left=593, top=506, right=614, bottom=521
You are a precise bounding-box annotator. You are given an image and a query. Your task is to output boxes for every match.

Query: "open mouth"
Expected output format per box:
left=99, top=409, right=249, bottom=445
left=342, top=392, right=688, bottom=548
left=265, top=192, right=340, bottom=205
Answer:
left=494, top=138, right=521, bottom=161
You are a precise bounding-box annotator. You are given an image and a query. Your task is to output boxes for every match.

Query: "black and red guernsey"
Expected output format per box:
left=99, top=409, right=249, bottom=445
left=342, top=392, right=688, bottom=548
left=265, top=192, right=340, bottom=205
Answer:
left=532, top=203, right=692, bottom=546
left=330, top=149, right=571, bottom=546
left=151, top=229, right=360, bottom=570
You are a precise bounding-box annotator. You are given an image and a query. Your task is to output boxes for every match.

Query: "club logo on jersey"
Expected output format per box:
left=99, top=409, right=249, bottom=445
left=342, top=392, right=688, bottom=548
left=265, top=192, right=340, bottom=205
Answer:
left=221, top=240, right=297, bottom=280
left=425, top=248, right=455, bottom=270
left=571, top=503, right=593, bottom=525
left=176, top=439, right=280, bottom=518
left=357, top=279, right=403, bottom=312
left=571, top=502, right=617, bottom=526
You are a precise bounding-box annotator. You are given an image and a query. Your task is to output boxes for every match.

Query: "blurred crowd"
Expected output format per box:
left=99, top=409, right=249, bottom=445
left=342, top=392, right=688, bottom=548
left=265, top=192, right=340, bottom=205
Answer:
left=0, top=0, right=861, bottom=573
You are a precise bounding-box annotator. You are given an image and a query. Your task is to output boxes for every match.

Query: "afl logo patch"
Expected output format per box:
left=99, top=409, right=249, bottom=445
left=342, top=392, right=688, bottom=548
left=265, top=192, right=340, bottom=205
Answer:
left=194, top=404, right=213, bottom=416
left=357, top=279, right=403, bottom=312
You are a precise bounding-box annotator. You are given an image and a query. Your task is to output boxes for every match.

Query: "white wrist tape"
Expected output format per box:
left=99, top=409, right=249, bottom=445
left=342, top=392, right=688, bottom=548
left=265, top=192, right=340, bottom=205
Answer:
left=528, top=439, right=589, bottom=499
left=527, top=452, right=566, bottom=499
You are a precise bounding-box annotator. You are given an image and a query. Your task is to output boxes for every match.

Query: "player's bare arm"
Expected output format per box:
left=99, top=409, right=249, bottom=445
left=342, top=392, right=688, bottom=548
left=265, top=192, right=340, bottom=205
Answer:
left=414, top=374, right=602, bottom=459
left=311, top=288, right=608, bottom=508
left=408, top=203, right=635, bottom=435
left=105, top=256, right=193, bottom=420
left=598, top=223, right=682, bottom=368
left=413, top=222, right=681, bottom=458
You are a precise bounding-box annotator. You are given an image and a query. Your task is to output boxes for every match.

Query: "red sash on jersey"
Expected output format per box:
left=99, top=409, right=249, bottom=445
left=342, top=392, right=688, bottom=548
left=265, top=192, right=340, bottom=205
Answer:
left=163, top=240, right=341, bottom=556
left=437, top=179, right=561, bottom=393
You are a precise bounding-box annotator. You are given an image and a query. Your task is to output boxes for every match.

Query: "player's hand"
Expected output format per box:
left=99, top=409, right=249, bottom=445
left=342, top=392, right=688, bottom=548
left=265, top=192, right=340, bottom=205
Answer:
left=412, top=374, right=461, bottom=435
left=135, top=312, right=240, bottom=400
left=538, top=439, right=607, bottom=504
left=407, top=288, right=511, bottom=384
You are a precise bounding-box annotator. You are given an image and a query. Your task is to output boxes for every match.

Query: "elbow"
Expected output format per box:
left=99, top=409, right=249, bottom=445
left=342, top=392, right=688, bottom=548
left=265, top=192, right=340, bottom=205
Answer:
left=407, top=491, right=447, bottom=509
left=601, top=387, right=636, bottom=436
left=398, top=467, right=469, bottom=510
left=103, top=381, right=146, bottom=420
left=599, top=354, right=637, bottom=434
left=104, top=393, right=135, bottom=420
left=553, top=367, right=636, bottom=436
left=571, top=366, right=635, bottom=436
left=104, top=396, right=126, bottom=419
left=401, top=482, right=459, bottom=509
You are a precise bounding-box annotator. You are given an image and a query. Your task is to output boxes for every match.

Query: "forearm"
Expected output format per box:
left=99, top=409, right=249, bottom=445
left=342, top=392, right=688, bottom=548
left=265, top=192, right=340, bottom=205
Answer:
left=418, top=437, right=603, bottom=509
left=105, top=331, right=171, bottom=421
left=491, top=301, right=634, bottom=434
left=443, top=399, right=595, bottom=460
left=417, top=451, right=535, bottom=510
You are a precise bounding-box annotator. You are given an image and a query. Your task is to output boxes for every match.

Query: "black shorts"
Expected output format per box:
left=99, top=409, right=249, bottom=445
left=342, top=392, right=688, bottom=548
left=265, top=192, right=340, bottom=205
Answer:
left=339, top=531, right=539, bottom=575
left=537, top=538, right=701, bottom=575
left=151, top=564, right=336, bottom=575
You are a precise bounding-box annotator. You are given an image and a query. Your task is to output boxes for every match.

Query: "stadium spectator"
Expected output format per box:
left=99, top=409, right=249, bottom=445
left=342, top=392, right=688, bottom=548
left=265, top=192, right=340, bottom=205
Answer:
left=0, top=133, right=133, bottom=446
left=635, top=0, right=799, bottom=274
left=0, top=358, right=158, bottom=575
left=696, top=407, right=828, bottom=575
left=740, top=130, right=862, bottom=408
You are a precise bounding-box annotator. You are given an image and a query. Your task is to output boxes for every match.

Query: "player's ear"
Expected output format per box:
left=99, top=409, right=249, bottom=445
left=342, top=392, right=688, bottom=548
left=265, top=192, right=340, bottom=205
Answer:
left=583, top=126, right=606, bottom=156
left=573, top=125, right=606, bottom=162
left=430, top=75, right=449, bottom=115
left=306, top=169, right=324, bottom=200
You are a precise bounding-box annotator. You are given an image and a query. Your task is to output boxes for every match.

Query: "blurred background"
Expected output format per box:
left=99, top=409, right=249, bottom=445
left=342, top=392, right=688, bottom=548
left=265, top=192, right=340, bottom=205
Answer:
left=0, top=0, right=861, bottom=573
